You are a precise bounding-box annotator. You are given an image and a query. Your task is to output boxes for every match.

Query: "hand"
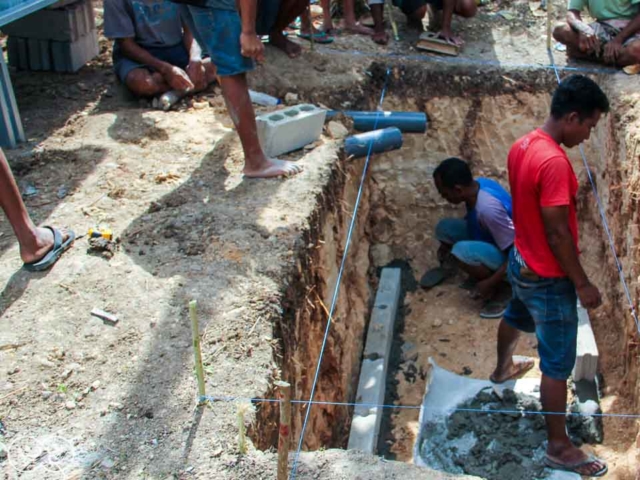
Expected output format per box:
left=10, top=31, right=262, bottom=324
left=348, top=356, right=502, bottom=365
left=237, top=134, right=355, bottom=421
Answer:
left=604, top=39, right=623, bottom=64
left=577, top=29, right=599, bottom=54
left=476, top=278, right=496, bottom=300
left=163, top=65, right=194, bottom=92
left=186, top=59, right=206, bottom=91
left=240, top=32, right=265, bottom=62
left=576, top=281, right=602, bottom=309
left=437, top=29, right=463, bottom=46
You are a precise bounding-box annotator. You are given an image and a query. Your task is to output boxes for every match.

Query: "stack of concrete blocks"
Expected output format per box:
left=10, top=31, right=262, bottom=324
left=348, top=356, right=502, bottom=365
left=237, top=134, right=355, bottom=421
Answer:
left=255, top=104, right=326, bottom=157
left=348, top=268, right=401, bottom=453
left=3, top=0, right=98, bottom=73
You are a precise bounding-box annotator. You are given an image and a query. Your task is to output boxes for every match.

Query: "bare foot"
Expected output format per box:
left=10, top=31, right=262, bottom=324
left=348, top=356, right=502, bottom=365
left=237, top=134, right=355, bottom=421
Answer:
left=372, top=31, right=389, bottom=45
left=339, top=20, right=374, bottom=36
left=546, top=443, right=607, bottom=477
left=21, top=227, right=73, bottom=264
left=490, top=356, right=535, bottom=384
left=269, top=32, right=302, bottom=58
left=244, top=158, right=304, bottom=178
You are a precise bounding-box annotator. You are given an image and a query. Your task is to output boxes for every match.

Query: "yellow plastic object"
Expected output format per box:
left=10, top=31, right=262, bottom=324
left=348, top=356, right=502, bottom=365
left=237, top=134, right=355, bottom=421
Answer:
left=88, top=227, right=113, bottom=241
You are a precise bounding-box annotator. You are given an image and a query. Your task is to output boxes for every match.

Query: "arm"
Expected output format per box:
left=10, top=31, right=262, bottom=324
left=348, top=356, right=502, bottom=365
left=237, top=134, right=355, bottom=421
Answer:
left=476, top=258, right=508, bottom=298
left=237, top=0, right=265, bottom=61
left=604, top=12, right=640, bottom=63
left=182, top=23, right=206, bottom=90
left=541, top=206, right=601, bottom=308
left=567, top=9, right=599, bottom=52
left=118, top=38, right=194, bottom=91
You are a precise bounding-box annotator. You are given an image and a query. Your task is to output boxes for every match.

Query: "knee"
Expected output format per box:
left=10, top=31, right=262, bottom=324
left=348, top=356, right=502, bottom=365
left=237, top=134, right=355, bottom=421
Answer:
left=456, top=0, right=477, bottom=18
left=125, top=69, right=162, bottom=97
left=410, top=5, right=427, bottom=20
left=552, top=24, right=569, bottom=43
left=627, top=41, right=640, bottom=63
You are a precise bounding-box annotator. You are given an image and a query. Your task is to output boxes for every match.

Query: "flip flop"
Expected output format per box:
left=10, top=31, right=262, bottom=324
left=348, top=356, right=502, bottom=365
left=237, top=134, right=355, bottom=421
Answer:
left=296, top=32, right=335, bottom=44
left=489, top=356, right=535, bottom=384
left=544, top=454, right=608, bottom=477
left=458, top=277, right=477, bottom=290
left=480, top=299, right=508, bottom=319
left=23, top=226, right=76, bottom=272
left=419, top=266, right=450, bottom=288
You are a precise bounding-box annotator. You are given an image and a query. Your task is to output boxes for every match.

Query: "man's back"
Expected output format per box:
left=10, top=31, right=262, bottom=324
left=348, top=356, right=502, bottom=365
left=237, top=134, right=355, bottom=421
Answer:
left=568, top=0, right=640, bottom=21
left=104, top=0, right=183, bottom=48
left=508, top=129, right=579, bottom=278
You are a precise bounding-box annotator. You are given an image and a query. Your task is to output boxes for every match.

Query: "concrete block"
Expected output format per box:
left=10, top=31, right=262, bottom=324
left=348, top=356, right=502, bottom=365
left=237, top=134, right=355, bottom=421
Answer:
left=363, top=268, right=401, bottom=360
left=51, top=28, right=98, bottom=73
left=256, top=104, right=326, bottom=157
left=2, top=0, right=93, bottom=42
left=572, top=303, right=599, bottom=382
left=27, top=38, right=42, bottom=70
left=39, top=40, right=51, bottom=71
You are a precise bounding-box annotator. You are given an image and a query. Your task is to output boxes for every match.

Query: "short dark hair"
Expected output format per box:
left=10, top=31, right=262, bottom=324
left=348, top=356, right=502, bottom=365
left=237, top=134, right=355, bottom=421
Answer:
left=433, top=157, right=473, bottom=188
left=550, top=75, right=609, bottom=120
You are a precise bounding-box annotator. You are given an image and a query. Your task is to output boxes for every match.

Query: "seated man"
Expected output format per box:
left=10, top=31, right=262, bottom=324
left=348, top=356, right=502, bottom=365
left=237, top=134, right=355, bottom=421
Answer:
left=553, top=0, right=640, bottom=66
left=426, top=157, right=514, bottom=318
left=104, top=0, right=216, bottom=98
left=390, top=0, right=477, bottom=45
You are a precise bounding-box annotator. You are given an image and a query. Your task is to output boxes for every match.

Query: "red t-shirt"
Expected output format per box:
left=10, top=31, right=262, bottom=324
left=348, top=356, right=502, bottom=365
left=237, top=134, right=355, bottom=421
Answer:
left=508, top=129, right=579, bottom=278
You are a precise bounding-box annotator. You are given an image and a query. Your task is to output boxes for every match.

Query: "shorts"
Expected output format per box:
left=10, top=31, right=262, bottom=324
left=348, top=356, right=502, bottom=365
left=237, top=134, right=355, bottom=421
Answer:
left=589, top=19, right=640, bottom=58
left=503, top=249, right=578, bottom=380
left=435, top=218, right=506, bottom=271
left=113, top=43, right=189, bottom=84
left=180, top=5, right=254, bottom=77
left=391, top=0, right=442, bottom=17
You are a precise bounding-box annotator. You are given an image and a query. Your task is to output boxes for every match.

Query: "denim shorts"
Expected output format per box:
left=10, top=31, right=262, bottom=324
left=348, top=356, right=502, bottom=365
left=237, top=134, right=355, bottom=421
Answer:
left=435, top=218, right=506, bottom=271
left=180, top=5, right=254, bottom=77
left=503, top=249, right=578, bottom=380
left=113, top=43, right=190, bottom=84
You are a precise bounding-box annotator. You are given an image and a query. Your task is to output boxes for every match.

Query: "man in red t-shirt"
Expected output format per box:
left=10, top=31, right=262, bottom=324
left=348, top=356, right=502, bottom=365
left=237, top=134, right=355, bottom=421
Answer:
left=490, top=75, right=610, bottom=477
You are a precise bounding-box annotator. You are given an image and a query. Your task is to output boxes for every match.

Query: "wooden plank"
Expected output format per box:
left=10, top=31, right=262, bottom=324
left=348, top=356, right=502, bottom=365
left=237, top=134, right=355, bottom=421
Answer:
left=416, top=32, right=460, bottom=56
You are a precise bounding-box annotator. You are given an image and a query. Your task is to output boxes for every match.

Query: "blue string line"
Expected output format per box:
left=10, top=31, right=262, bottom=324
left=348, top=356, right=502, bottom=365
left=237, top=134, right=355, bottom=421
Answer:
left=548, top=48, right=640, bottom=334
left=201, top=394, right=640, bottom=419
left=288, top=67, right=392, bottom=480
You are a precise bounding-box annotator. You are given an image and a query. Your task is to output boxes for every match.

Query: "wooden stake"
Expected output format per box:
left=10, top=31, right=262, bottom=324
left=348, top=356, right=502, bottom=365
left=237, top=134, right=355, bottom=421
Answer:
left=386, top=0, right=400, bottom=42
left=189, top=300, right=206, bottom=401
left=275, top=381, right=292, bottom=480
left=546, top=0, right=552, bottom=50
left=307, top=7, right=315, bottom=52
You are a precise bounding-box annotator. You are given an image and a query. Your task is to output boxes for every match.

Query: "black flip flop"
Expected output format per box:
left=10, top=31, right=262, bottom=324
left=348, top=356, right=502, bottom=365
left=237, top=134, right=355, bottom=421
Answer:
left=420, top=266, right=449, bottom=288
left=480, top=299, right=508, bottom=319
left=23, top=226, right=75, bottom=272
left=544, top=454, right=608, bottom=477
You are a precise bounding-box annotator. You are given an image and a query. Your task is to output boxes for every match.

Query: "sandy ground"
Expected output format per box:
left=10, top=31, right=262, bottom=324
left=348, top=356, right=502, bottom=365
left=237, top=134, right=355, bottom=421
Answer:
left=0, top=0, right=636, bottom=479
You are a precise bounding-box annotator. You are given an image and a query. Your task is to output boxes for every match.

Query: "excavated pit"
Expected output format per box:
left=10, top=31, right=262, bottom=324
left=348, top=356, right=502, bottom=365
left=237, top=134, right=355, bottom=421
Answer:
left=250, top=65, right=640, bottom=477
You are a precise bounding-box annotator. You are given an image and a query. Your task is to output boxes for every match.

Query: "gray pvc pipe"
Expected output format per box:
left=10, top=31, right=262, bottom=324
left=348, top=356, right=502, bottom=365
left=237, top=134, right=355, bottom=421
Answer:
left=344, top=127, right=403, bottom=159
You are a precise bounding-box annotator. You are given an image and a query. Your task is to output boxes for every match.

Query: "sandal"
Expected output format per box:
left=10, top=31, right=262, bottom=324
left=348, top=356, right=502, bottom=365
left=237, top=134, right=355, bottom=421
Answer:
left=23, top=226, right=75, bottom=272
left=544, top=454, right=608, bottom=477
left=296, top=31, right=335, bottom=44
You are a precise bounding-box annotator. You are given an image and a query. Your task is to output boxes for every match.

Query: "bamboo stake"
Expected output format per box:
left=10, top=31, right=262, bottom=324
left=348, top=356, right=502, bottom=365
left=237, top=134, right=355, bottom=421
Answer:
left=237, top=403, right=254, bottom=454
left=386, top=0, right=400, bottom=42
left=275, top=381, right=292, bottom=480
left=189, top=300, right=206, bottom=401
left=308, top=7, right=315, bottom=52
left=546, top=0, right=552, bottom=50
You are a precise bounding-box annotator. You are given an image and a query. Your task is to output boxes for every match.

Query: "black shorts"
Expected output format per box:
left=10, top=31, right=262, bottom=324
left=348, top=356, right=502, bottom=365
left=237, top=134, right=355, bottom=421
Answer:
left=392, top=0, right=442, bottom=17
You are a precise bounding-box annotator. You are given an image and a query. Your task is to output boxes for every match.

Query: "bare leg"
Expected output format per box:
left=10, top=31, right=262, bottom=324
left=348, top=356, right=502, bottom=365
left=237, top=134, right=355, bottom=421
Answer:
left=612, top=39, right=640, bottom=67
left=454, top=0, right=476, bottom=17
left=407, top=5, right=427, bottom=31
left=203, top=58, right=218, bottom=85
left=455, top=260, right=493, bottom=280
left=553, top=24, right=600, bottom=60
left=0, top=149, right=71, bottom=264
left=371, top=4, right=389, bottom=44
left=490, top=320, right=534, bottom=383
left=218, top=74, right=303, bottom=178
left=269, top=0, right=308, bottom=57
left=340, top=0, right=374, bottom=35
left=125, top=68, right=171, bottom=97
left=543, top=375, right=607, bottom=475
left=320, top=0, right=334, bottom=32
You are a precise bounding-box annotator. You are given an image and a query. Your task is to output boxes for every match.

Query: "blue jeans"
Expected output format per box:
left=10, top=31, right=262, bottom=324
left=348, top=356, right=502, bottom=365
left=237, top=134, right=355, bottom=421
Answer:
left=435, top=218, right=506, bottom=271
left=180, top=5, right=254, bottom=77
left=503, top=249, right=578, bottom=380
